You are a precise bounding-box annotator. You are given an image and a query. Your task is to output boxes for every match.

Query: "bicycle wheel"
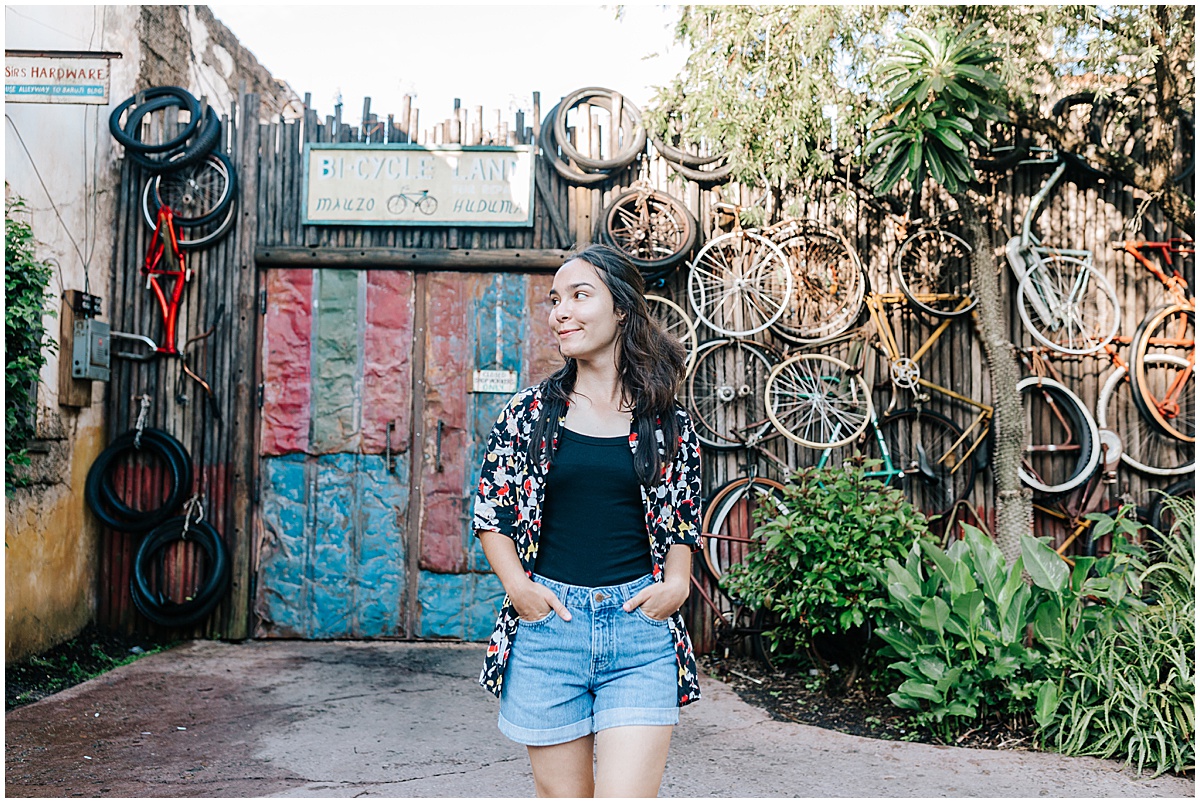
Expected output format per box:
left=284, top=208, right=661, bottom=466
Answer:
left=769, top=222, right=866, bottom=343
left=142, top=151, right=236, bottom=228
left=868, top=408, right=977, bottom=520
left=894, top=228, right=977, bottom=318
left=386, top=195, right=408, bottom=215
left=1097, top=356, right=1195, bottom=476
left=601, top=188, right=698, bottom=275
left=645, top=294, right=698, bottom=375
left=1016, top=254, right=1120, bottom=355
left=765, top=353, right=873, bottom=449
left=1131, top=303, right=1195, bottom=443
left=702, top=476, right=788, bottom=584
left=1017, top=376, right=1100, bottom=496
left=416, top=195, right=438, bottom=215
left=143, top=180, right=237, bottom=251
left=685, top=339, right=779, bottom=450
left=687, top=231, right=793, bottom=337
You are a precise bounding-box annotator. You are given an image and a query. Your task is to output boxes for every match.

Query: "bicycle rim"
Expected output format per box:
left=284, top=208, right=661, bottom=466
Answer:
left=702, top=476, right=788, bottom=583
left=1016, top=255, right=1119, bottom=355
left=1098, top=358, right=1195, bottom=476
left=688, top=232, right=793, bottom=337
left=765, top=353, right=873, bottom=449
left=770, top=224, right=866, bottom=343
left=870, top=408, right=976, bottom=520
left=685, top=339, right=778, bottom=450
left=1018, top=376, right=1100, bottom=495
left=1149, top=478, right=1194, bottom=537
left=894, top=229, right=977, bottom=318
left=645, top=294, right=698, bottom=376
left=145, top=152, right=234, bottom=227
left=603, top=189, right=697, bottom=272
left=1132, top=303, right=1195, bottom=442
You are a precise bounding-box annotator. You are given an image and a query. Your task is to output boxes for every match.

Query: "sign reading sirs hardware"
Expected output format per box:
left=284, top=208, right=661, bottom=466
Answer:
left=303, top=143, right=534, bottom=227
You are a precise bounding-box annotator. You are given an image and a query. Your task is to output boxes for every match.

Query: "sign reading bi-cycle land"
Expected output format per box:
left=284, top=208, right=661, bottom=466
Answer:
left=302, top=143, right=535, bottom=227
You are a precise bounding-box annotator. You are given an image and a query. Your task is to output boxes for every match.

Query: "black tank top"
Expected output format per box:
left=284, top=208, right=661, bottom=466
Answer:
left=534, top=428, right=652, bottom=586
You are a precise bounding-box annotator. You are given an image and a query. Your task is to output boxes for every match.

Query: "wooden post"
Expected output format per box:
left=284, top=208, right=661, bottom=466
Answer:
left=361, top=97, right=371, bottom=141
left=400, top=94, right=412, bottom=142
left=57, top=290, right=92, bottom=407
left=473, top=105, right=484, bottom=146
left=408, top=106, right=419, bottom=144
left=532, top=91, right=541, bottom=144
left=611, top=92, right=623, bottom=159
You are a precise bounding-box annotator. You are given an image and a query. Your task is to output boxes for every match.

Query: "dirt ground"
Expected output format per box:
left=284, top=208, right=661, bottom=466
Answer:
left=5, top=639, right=1195, bottom=798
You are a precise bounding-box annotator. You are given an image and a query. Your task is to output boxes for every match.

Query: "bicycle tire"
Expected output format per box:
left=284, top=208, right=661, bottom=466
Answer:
left=539, top=102, right=614, bottom=186
left=601, top=188, right=698, bottom=274
left=765, top=353, right=873, bottom=449
left=130, top=516, right=230, bottom=628
left=702, top=476, right=788, bottom=584
left=1131, top=303, right=1195, bottom=443
left=769, top=221, right=866, bottom=343
left=98, top=428, right=193, bottom=521
left=1017, top=376, right=1100, bottom=496
left=1016, top=254, right=1120, bottom=355
left=649, top=135, right=727, bottom=167
left=109, top=87, right=201, bottom=154
left=685, top=339, right=780, bottom=450
left=553, top=87, right=647, bottom=172
left=84, top=428, right=193, bottom=533
left=1149, top=478, right=1194, bottom=538
left=868, top=408, right=977, bottom=521
left=127, top=104, right=221, bottom=174
left=894, top=228, right=977, bottom=318
left=416, top=195, right=438, bottom=215
left=1097, top=356, right=1195, bottom=476
left=687, top=231, right=793, bottom=337
left=645, top=294, right=698, bottom=376
left=142, top=175, right=238, bottom=251
left=142, top=150, right=236, bottom=228
left=663, top=157, right=735, bottom=185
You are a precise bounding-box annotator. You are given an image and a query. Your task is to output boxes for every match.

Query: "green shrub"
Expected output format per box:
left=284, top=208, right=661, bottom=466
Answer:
left=5, top=193, right=57, bottom=494
left=720, top=460, right=933, bottom=662
left=1039, top=499, right=1195, bottom=777
left=870, top=523, right=1147, bottom=742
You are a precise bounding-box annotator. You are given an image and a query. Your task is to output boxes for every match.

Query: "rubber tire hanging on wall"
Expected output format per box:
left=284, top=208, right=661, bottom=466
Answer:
left=130, top=516, right=230, bottom=628
left=84, top=428, right=193, bottom=534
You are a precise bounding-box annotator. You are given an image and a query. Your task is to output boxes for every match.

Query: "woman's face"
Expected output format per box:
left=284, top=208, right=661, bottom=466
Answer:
left=548, top=258, right=623, bottom=364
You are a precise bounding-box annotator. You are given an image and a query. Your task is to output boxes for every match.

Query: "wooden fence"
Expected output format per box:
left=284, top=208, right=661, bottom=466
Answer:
left=102, top=89, right=1192, bottom=648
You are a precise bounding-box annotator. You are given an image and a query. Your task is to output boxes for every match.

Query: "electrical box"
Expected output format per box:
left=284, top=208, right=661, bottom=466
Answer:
left=72, top=318, right=111, bottom=381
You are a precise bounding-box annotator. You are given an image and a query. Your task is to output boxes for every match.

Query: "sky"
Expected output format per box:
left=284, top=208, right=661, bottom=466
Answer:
left=206, top=3, right=690, bottom=129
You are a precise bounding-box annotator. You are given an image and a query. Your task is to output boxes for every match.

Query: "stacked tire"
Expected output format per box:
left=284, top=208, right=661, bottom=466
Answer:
left=110, top=86, right=238, bottom=249
left=85, top=428, right=230, bottom=628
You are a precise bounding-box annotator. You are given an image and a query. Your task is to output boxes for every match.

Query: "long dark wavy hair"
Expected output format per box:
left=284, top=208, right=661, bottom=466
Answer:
left=529, top=243, right=688, bottom=486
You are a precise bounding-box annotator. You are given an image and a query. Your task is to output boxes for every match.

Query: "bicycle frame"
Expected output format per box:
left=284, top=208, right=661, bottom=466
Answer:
left=1110, top=239, right=1194, bottom=307
left=864, top=293, right=994, bottom=475
left=142, top=205, right=190, bottom=357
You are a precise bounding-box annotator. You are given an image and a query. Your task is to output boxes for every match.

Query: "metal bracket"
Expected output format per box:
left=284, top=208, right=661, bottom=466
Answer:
left=109, top=330, right=159, bottom=361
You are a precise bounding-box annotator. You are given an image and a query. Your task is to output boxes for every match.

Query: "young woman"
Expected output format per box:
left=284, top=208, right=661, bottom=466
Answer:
left=473, top=243, right=704, bottom=797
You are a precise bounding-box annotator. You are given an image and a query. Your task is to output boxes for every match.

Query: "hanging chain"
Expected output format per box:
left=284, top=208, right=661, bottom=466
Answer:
left=133, top=395, right=151, bottom=449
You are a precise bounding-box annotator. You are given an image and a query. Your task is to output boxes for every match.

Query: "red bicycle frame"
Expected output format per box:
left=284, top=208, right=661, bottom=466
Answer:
left=143, top=205, right=190, bottom=355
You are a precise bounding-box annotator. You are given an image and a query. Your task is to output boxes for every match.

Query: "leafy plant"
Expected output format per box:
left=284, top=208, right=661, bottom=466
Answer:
left=5, top=193, right=57, bottom=494
left=1039, top=501, right=1195, bottom=777
left=871, top=524, right=1147, bottom=742
left=721, top=460, right=933, bottom=661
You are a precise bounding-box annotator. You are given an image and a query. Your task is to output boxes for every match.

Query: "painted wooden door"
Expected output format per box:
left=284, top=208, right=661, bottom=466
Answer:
left=254, top=267, right=557, bottom=640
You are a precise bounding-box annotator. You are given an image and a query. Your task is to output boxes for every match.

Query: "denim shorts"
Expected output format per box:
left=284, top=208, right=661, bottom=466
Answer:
left=498, top=572, right=679, bottom=746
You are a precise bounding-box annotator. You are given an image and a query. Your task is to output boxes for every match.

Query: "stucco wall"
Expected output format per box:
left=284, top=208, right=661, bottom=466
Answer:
left=4, top=5, right=298, bottom=662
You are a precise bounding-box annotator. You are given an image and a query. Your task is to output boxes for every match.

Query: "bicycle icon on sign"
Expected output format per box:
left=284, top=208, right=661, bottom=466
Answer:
left=386, top=188, right=438, bottom=216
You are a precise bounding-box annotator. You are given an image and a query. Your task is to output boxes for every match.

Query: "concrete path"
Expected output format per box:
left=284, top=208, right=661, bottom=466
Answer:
left=4, top=640, right=1194, bottom=797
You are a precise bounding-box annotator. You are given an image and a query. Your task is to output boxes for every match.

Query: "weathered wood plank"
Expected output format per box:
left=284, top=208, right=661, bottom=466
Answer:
left=256, top=246, right=569, bottom=270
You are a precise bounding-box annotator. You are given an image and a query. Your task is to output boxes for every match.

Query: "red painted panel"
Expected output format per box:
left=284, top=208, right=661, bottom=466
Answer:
left=419, top=273, right=471, bottom=573
left=362, top=270, right=414, bottom=453
left=262, top=269, right=313, bottom=455
left=525, top=273, right=562, bottom=386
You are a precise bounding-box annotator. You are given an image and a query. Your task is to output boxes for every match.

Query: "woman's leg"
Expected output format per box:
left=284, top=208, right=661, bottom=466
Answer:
left=594, top=725, right=674, bottom=797
left=527, top=733, right=596, bottom=798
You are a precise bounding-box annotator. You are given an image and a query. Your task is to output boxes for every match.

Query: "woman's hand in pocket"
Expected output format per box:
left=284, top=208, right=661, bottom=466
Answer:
left=512, top=580, right=572, bottom=622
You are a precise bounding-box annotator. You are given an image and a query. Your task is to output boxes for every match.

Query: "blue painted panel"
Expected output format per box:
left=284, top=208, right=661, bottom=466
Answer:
left=465, top=273, right=528, bottom=572
left=258, top=454, right=312, bottom=636
left=354, top=455, right=409, bottom=637
left=418, top=570, right=506, bottom=641
left=309, top=453, right=357, bottom=638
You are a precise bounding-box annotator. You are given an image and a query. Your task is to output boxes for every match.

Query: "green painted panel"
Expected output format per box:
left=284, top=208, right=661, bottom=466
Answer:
left=312, top=269, right=362, bottom=453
